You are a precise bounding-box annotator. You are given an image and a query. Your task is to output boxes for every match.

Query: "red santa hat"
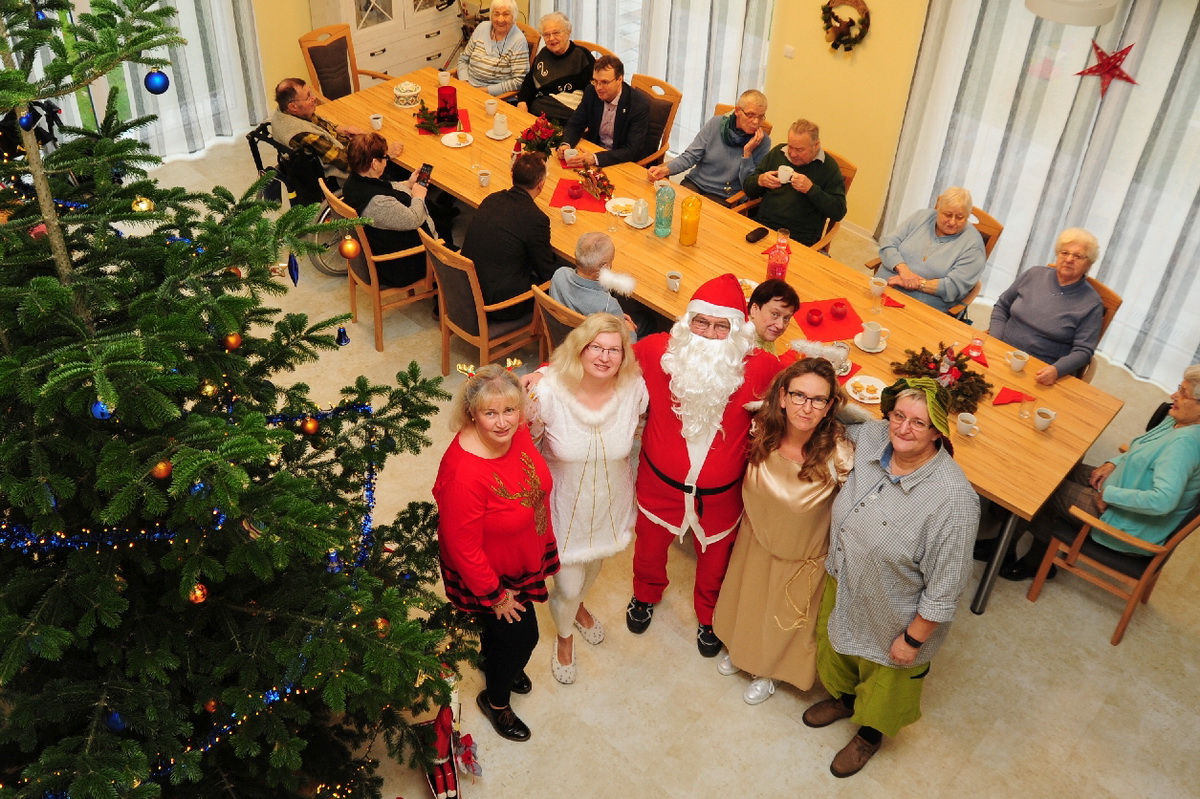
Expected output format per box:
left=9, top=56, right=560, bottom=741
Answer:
left=685, top=273, right=748, bottom=321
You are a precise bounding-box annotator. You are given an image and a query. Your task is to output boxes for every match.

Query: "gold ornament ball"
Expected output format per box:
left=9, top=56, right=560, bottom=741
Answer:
left=131, top=196, right=155, bottom=212
left=374, top=617, right=391, bottom=638
left=188, top=583, right=209, bottom=604
left=223, top=332, right=243, bottom=351
left=199, top=379, right=219, bottom=398
left=150, top=460, right=173, bottom=479
left=301, top=417, right=320, bottom=435
left=338, top=235, right=361, bottom=259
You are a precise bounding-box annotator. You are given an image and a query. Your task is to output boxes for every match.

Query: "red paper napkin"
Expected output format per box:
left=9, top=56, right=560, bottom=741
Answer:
left=883, top=294, right=906, bottom=308
left=418, top=108, right=472, bottom=135
left=993, top=387, right=1035, bottom=405
left=837, top=362, right=863, bottom=385
left=549, top=178, right=608, bottom=211
left=795, top=298, right=864, bottom=342
left=969, top=350, right=989, bottom=367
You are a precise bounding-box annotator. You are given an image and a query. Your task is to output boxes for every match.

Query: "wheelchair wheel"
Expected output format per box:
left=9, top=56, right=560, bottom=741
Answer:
left=306, top=201, right=348, bottom=276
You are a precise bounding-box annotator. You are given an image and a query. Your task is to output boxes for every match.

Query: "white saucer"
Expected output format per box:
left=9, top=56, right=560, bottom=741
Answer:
left=484, top=129, right=512, bottom=141
left=624, top=216, right=652, bottom=230
left=853, top=332, right=887, bottom=354
left=440, top=132, right=474, bottom=147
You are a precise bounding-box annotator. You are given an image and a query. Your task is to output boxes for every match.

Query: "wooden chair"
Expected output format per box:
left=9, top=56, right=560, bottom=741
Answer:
left=1027, top=504, right=1200, bottom=645
left=319, top=180, right=437, bottom=352
left=418, top=229, right=540, bottom=375
left=300, top=25, right=391, bottom=103
left=713, top=103, right=773, bottom=137
left=630, top=74, right=682, bottom=168
left=518, top=22, right=542, bottom=58
left=865, top=206, right=1003, bottom=318
left=1080, top=276, right=1122, bottom=382
left=531, top=284, right=586, bottom=362
left=574, top=40, right=616, bottom=59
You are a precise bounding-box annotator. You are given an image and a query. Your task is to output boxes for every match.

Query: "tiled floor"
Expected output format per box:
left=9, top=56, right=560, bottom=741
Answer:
left=149, top=139, right=1198, bottom=799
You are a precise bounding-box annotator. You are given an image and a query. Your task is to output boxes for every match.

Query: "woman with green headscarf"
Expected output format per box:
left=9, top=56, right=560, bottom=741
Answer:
left=802, top=377, right=979, bottom=779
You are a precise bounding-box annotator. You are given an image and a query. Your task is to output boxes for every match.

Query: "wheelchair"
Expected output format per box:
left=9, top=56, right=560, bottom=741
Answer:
left=246, top=122, right=346, bottom=276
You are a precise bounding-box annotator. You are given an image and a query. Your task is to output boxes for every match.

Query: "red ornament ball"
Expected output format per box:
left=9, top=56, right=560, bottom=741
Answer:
left=150, top=460, right=173, bottom=479
left=223, top=332, right=242, bottom=351
left=204, top=699, right=218, bottom=713
left=338, top=236, right=361, bottom=259
left=301, top=417, right=320, bottom=435
left=188, top=583, right=208, bottom=604
left=374, top=617, right=391, bottom=638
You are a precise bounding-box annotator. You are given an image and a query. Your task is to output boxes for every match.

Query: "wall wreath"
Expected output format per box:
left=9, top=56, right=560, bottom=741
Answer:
left=821, top=1, right=870, bottom=51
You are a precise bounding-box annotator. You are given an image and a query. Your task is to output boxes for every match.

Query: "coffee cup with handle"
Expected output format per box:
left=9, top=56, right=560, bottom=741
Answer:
left=560, top=205, right=577, bottom=225
left=1034, top=407, right=1057, bottom=431
left=776, top=164, right=795, bottom=185
left=956, top=412, right=980, bottom=437
left=1006, top=350, right=1029, bottom=372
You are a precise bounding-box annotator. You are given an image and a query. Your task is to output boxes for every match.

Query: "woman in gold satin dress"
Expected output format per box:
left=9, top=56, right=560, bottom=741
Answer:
left=712, top=357, right=852, bottom=705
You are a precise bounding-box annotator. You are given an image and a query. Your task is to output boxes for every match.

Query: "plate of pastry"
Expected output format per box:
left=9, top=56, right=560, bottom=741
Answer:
left=440, top=132, right=474, bottom=147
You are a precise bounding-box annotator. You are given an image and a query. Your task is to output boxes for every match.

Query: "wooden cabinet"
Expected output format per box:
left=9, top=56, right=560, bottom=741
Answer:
left=309, top=0, right=462, bottom=78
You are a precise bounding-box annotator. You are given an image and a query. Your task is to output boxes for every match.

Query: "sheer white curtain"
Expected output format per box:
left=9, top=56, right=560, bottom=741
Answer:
left=528, top=0, right=773, bottom=154
left=885, top=0, right=1200, bottom=388
left=59, top=0, right=266, bottom=160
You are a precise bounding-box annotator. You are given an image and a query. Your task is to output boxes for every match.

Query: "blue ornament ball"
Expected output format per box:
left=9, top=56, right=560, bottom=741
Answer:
left=18, top=112, right=34, bottom=131
left=90, top=400, right=113, bottom=420
left=103, top=710, right=126, bottom=732
left=144, top=70, right=170, bottom=95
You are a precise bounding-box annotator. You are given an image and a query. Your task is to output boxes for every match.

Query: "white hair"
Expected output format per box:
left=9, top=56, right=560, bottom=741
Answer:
left=489, top=0, right=518, bottom=16
left=540, top=10, right=571, bottom=35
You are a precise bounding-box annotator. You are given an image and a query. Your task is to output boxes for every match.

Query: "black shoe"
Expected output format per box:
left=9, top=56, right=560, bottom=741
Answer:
left=475, top=690, right=530, bottom=742
left=999, top=558, right=1056, bottom=582
left=510, top=670, right=532, bottom=695
left=625, top=597, right=655, bottom=634
left=697, top=624, right=723, bottom=658
left=973, top=536, right=999, bottom=562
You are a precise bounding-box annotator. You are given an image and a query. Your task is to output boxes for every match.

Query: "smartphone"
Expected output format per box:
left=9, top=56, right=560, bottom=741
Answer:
left=745, top=226, right=769, bottom=243
left=416, top=163, right=433, bottom=187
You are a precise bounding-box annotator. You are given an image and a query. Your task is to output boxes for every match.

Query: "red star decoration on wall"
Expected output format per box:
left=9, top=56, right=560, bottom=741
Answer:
left=1076, top=40, right=1138, bottom=97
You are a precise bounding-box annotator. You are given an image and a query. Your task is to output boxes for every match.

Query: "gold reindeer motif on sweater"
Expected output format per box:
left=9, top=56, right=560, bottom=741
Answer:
left=490, top=452, right=550, bottom=536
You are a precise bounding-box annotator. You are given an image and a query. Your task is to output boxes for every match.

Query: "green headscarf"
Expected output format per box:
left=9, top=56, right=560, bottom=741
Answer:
left=879, top=377, right=951, bottom=439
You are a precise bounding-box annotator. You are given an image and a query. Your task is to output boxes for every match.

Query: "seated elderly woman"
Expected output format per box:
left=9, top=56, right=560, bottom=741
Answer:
left=457, top=0, right=530, bottom=97
left=514, top=11, right=594, bottom=122
left=999, top=365, right=1200, bottom=581
left=339, top=132, right=432, bottom=286
left=876, top=187, right=987, bottom=315
left=549, top=231, right=642, bottom=339
left=989, top=228, right=1104, bottom=386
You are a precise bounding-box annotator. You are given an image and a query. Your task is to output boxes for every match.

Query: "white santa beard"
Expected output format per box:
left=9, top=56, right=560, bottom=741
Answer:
left=662, top=323, right=752, bottom=443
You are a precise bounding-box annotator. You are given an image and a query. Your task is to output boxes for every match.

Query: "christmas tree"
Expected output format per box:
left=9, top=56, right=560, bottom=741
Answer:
left=0, top=2, right=475, bottom=797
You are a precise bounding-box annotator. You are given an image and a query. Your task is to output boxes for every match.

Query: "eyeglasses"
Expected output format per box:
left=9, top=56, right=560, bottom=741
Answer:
left=689, top=316, right=732, bottom=335
left=591, top=77, right=619, bottom=87
left=1057, top=250, right=1089, bottom=262
left=584, top=343, right=622, bottom=358
left=887, top=410, right=932, bottom=433
left=785, top=391, right=830, bottom=410
left=736, top=108, right=765, bottom=121
left=1175, top=384, right=1197, bottom=402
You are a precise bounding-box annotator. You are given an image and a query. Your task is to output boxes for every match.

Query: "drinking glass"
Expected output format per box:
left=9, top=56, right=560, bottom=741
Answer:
left=869, top=277, right=887, bottom=314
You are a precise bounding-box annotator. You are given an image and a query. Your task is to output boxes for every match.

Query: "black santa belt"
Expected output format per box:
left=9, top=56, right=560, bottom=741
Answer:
left=644, top=455, right=741, bottom=518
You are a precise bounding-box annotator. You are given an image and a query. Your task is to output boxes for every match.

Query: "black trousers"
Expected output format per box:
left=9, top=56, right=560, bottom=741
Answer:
left=479, top=603, right=539, bottom=708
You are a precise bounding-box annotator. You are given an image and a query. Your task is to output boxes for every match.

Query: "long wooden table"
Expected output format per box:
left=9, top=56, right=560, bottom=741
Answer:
left=320, top=69, right=1125, bottom=612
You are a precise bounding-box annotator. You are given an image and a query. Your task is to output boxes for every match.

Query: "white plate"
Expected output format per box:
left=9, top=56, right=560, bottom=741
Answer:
left=847, top=375, right=887, bottom=404
left=624, top=216, right=652, bottom=230
left=484, top=129, right=512, bottom=141
left=853, top=331, right=887, bottom=354
left=441, top=132, right=474, bottom=148
left=738, top=278, right=759, bottom=297
left=605, top=197, right=636, bottom=216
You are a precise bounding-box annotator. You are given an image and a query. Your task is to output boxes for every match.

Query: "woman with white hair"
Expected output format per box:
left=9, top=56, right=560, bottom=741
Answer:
left=514, top=11, right=595, bottom=122
left=876, top=187, right=987, bottom=314
left=989, top=228, right=1104, bottom=385
left=457, top=0, right=529, bottom=96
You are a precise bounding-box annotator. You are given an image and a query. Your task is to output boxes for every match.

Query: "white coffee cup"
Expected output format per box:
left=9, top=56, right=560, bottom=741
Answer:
left=492, top=113, right=508, bottom=137
left=564, top=148, right=579, bottom=162
left=560, top=205, right=577, bottom=224
left=860, top=321, right=890, bottom=350
left=956, top=412, right=980, bottom=437
left=369, top=114, right=384, bottom=131
left=438, top=71, right=451, bottom=86
left=776, top=164, right=795, bottom=184
left=666, top=270, right=683, bottom=292
left=1006, top=350, right=1029, bottom=372
left=869, top=276, right=887, bottom=297
left=478, top=170, right=491, bottom=187
left=1034, top=407, right=1057, bottom=431
left=485, top=98, right=498, bottom=116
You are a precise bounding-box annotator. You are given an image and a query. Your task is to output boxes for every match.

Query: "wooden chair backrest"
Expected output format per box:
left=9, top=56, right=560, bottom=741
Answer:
left=300, top=25, right=359, bottom=101
left=630, top=73, right=682, bottom=166
left=1085, top=276, right=1123, bottom=341
left=319, top=177, right=378, bottom=287
left=574, top=40, right=616, bottom=59
left=419, top=228, right=486, bottom=338
left=531, top=284, right=586, bottom=355
left=517, top=22, right=541, bottom=58
left=970, top=206, right=1003, bottom=259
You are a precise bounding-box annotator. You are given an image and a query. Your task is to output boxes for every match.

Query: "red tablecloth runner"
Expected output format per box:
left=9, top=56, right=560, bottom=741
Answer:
left=549, top=178, right=608, bottom=211
left=418, top=108, right=472, bottom=135
left=795, top=297, right=863, bottom=341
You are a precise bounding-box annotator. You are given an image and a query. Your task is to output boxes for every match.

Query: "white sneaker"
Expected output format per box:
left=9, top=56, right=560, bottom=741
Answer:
left=717, top=653, right=739, bottom=676
left=743, top=677, right=776, bottom=705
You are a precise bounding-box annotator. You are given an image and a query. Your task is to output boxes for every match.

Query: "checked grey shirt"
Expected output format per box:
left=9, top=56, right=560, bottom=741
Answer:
left=824, top=420, right=979, bottom=666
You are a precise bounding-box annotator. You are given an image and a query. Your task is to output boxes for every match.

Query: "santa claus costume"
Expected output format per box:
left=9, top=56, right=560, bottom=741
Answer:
left=627, top=273, right=779, bottom=655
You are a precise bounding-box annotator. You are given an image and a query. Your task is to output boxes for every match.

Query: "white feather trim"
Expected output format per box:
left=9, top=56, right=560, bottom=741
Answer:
left=598, top=268, right=637, bottom=296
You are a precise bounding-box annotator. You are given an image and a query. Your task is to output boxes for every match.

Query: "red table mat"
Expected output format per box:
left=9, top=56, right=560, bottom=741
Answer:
left=417, top=108, right=472, bottom=135
left=994, top=387, right=1036, bottom=405
left=549, top=178, right=608, bottom=211
left=795, top=297, right=863, bottom=341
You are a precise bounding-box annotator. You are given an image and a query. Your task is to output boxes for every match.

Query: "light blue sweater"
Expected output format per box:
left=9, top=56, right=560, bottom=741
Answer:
left=666, top=114, right=772, bottom=198
left=877, top=209, right=986, bottom=313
